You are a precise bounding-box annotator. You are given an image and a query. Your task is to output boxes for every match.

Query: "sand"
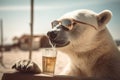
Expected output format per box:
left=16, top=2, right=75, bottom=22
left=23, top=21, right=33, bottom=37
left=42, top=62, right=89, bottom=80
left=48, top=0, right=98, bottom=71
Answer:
left=0, top=49, right=69, bottom=77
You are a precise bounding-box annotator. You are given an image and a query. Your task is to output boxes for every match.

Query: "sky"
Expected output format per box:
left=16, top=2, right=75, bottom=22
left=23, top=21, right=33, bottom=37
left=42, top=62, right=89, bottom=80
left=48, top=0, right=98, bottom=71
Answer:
left=0, top=0, right=120, bottom=44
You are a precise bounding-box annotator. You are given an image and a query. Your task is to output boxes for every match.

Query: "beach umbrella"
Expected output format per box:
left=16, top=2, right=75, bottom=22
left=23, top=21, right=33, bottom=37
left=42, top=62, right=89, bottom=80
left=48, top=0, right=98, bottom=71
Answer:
left=29, top=0, right=34, bottom=60
left=0, top=19, right=6, bottom=68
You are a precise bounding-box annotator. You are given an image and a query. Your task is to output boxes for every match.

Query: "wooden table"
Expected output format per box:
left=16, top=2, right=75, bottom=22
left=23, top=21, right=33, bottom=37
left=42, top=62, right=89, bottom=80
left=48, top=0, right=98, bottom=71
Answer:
left=1, top=71, right=83, bottom=80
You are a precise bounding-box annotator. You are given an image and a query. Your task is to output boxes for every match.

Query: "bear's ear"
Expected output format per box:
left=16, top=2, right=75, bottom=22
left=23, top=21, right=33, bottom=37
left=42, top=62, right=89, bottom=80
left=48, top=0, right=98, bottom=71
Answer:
left=97, top=10, right=112, bottom=28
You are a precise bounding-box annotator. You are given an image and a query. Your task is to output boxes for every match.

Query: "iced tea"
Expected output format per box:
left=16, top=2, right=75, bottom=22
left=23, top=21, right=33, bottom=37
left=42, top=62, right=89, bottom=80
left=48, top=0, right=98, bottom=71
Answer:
left=42, top=56, right=56, bottom=73
left=42, top=48, right=57, bottom=74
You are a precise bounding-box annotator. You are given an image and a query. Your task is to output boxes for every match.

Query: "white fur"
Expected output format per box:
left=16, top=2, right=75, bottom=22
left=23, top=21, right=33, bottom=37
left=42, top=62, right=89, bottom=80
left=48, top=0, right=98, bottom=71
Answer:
left=57, top=9, right=120, bottom=79
left=59, top=9, right=98, bottom=29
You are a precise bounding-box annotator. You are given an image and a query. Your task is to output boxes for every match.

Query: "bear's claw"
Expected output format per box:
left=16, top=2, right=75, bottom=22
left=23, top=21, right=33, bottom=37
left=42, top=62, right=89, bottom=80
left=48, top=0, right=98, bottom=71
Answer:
left=12, top=60, right=41, bottom=74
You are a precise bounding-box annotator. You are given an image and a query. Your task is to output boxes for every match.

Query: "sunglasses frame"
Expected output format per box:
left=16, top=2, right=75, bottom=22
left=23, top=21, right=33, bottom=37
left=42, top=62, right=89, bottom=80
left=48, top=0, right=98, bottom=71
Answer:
left=51, top=18, right=97, bottom=30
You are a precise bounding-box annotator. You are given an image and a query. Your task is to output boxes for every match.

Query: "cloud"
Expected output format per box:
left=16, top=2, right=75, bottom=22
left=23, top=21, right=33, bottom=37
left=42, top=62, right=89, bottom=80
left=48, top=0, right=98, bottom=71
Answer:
left=0, top=5, right=65, bottom=11
left=0, top=0, right=118, bottom=11
left=0, top=6, right=28, bottom=11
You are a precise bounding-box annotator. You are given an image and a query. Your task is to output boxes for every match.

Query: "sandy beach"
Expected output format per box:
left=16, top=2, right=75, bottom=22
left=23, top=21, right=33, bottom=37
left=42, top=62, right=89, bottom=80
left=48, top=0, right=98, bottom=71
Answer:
left=0, top=49, right=69, bottom=79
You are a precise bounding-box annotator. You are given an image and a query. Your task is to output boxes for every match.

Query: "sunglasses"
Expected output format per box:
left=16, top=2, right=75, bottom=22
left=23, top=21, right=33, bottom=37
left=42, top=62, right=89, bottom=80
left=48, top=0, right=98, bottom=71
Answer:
left=51, top=18, right=96, bottom=30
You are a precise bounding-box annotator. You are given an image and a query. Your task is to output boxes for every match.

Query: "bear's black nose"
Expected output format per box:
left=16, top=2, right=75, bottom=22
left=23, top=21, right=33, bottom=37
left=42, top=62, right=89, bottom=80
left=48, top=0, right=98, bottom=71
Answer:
left=47, top=31, right=58, bottom=40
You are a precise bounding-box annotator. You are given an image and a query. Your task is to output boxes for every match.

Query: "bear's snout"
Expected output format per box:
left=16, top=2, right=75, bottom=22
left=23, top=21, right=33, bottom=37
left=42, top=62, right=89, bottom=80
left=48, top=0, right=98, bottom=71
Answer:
left=47, top=30, right=58, bottom=40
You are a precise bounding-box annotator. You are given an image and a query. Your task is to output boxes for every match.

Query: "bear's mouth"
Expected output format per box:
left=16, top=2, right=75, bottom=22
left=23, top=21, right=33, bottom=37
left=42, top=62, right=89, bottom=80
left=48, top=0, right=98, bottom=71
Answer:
left=50, top=40, right=70, bottom=47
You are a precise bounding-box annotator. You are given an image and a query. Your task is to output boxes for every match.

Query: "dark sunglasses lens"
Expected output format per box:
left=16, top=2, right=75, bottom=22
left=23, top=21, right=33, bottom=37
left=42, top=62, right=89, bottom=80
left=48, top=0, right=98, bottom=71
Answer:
left=52, top=21, right=59, bottom=28
left=61, top=19, right=72, bottom=27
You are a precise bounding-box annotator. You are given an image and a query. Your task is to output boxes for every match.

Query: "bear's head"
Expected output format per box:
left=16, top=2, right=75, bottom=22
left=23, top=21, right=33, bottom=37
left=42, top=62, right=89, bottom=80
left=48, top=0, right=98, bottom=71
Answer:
left=47, top=9, right=112, bottom=52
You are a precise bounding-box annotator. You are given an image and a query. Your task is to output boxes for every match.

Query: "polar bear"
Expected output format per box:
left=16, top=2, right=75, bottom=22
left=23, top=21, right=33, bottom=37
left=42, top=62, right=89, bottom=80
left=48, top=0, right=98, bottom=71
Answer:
left=13, top=9, right=120, bottom=80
